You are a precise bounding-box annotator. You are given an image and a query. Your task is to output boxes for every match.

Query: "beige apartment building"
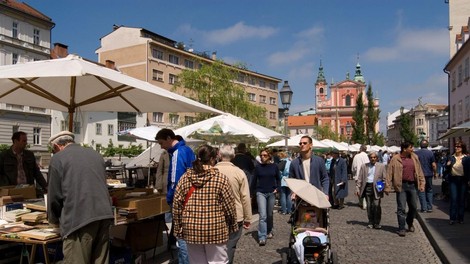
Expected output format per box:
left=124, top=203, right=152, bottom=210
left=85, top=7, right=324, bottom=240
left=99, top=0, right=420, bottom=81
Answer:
left=96, top=26, right=282, bottom=130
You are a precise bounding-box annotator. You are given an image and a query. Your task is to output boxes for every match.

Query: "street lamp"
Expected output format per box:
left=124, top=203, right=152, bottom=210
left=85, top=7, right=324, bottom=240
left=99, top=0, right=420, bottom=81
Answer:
left=279, top=80, right=293, bottom=152
left=368, top=130, right=373, bottom=145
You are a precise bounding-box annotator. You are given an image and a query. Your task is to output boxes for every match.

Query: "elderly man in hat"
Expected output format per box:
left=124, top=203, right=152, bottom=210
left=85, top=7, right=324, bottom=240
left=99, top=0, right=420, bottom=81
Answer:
left=47, top=131, right=114, bottom=263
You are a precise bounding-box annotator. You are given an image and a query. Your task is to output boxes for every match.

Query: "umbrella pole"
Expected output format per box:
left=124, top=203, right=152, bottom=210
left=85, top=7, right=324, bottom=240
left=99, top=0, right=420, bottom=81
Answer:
left=68, top=109, right=75, bottom=132
left=148, top=141, right=152, bottom=187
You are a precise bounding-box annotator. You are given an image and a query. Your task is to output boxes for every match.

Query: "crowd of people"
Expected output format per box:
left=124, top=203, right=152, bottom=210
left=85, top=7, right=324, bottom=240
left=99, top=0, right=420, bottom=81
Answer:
left=0, top=129, right=469, bottom=263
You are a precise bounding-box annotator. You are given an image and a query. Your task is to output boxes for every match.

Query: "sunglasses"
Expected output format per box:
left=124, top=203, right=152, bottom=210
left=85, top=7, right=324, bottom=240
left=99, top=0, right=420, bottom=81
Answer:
left=299, top=142, right=309, bottom=146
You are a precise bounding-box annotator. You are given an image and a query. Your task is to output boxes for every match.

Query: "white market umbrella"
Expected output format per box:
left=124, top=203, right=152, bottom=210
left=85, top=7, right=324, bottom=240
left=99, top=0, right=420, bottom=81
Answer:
left=430, top=145, right=449, bottom=151
left=285, top=178, right=331, bottom=209
left=438, top=121, right=470, bottom=140
left=0, top=55, right=223, bottom=131
left=267, top=134, right=329, bottom=148
left=320, top=139, right=349, bottom=151
left=118, top=125, right=163, bottom=142
left=174, top=113, right=283, bottom=143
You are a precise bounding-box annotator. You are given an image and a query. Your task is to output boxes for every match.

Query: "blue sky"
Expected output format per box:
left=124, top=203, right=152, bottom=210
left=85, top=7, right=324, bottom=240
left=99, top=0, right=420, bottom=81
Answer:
left=28, top=0, right=450, bottom=132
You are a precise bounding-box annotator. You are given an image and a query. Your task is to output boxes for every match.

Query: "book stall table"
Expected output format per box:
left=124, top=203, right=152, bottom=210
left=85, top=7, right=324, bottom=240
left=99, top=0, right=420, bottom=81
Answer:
left=0, top=233, right=61, bottom=264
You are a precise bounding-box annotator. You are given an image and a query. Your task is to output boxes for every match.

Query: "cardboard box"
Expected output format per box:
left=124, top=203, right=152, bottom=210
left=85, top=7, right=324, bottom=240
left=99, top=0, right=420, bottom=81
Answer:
left=109, top=188, right=154, bottom=200
left=126, top=218, right=164, bottom=252
left=116, top=194, right=162, bottom=220
left=0, top=185, right=36, bottom=199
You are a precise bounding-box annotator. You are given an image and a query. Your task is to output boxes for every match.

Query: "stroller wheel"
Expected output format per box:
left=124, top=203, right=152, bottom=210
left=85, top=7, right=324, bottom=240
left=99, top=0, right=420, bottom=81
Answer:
left=281, top=252, right=288, bottom=264
left=329, top=250, right=338, bottom=264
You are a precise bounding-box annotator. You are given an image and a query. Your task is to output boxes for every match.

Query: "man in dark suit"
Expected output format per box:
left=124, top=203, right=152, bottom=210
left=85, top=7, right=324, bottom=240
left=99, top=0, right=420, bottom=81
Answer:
left=289, top=135, right=329, bottom=195
left=329, top=149, right=348, bottom=209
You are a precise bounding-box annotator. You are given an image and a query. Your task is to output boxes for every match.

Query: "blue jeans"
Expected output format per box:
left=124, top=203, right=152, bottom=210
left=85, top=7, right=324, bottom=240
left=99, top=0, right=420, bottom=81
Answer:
left=279, top=186, right=292, bottom=214
left=449, top=176, right=468, bottom=222
left=396, top=182, right=418, bottom=231
left=418, top=176, right=433, bottom=211
left=227, top=222, right=243, bottom=264
left=256, top=192, right=275, bottom=241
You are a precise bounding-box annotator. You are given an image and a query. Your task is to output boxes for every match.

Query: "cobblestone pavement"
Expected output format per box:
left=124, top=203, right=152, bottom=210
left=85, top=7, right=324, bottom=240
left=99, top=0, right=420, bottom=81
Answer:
left=234, top=179, right=442, bottom=264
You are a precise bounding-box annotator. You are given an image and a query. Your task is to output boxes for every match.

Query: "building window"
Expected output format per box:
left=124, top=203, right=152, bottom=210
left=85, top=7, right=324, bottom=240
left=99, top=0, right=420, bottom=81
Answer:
left=345, top=95, right=351, bottom=106
left=108, top=124, right=114, bottom=136
left=452, top=72, right=456, bottom=91
left=248, top=78, right=256, bottom=85
left=170, top=114, right=179, bottom=125
left=12, top=22, right=18, bottom=39
left=269, top=97, right=276, bottom=105
left=33, top=29, right=40, bottom=45
left=259, top=95, right=266, bottom=104
left=60, top=121, right=80, bottom=133
left=259, top=80, right=266, bottom=88
left=184, top=59, right=194, bottom=69
left=169, top=54, right=179, bottom=65
left=153, top=112, right=163, bottom=123
left=184, top=116, right=194, bottom=125
left=269, top=83, right=276, bottom=90
left=452, top=104, right=456, bottom=123
left=248, top=93, right=256, bottom=102
left=319, top=88, right=324, bottom=94
left=169, top=74, right=178, bottom=84
left=152, top=49, right=163, bottom=60
left=118, top=121, right=136, bottom=132
left=12, top=53, right=18, bottom=64
left=237, top=74, right=245, bottom=83
left=33, top=127, right=40, bottom=145
left=269, top=111, right=276, bottom=119
left=96, top=123, right=102, bottom=135
left=465, top=57, right=469, bottom=81
left=152, top=70, right=163, bottom=82
left=458, top=65, right=463, bottom=85
left=458, top=100, right=463, bottom=122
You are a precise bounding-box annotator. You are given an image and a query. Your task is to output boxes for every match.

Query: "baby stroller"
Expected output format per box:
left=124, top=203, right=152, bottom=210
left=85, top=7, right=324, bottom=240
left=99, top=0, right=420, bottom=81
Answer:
left=283, top=179, right=337, bottom=264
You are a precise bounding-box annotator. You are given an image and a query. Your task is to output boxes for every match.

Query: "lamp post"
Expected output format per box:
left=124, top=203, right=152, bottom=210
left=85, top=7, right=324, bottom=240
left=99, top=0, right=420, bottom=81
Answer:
left=279, top=80, right=293, bottom=153
left=368, top=130, right=373, bottom=145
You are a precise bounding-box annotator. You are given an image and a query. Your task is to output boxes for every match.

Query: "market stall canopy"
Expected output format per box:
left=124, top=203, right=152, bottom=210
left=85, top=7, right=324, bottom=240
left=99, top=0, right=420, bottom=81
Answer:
left=174, top=113, right=283, bottom=143
left=267, top=134, right=329, bottom=148
left=430, top=145, right=449, bottom=151
left=0, top=55, right=223, bottom=131
left=438, top=121, right=470, bottom=140
left=285, top=178, right=331, bottom=209
left=320, top=139, right=349, bottom=151
left=118, top=125, right=163, bottom=142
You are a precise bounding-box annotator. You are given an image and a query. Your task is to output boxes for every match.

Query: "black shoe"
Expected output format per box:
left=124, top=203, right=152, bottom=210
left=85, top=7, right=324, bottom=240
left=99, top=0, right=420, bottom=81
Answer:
left=397, top=230, right=406, bottom=237
left=450, top=221, right=455, bottom=225
left=373, top=224, right=382, bottom=229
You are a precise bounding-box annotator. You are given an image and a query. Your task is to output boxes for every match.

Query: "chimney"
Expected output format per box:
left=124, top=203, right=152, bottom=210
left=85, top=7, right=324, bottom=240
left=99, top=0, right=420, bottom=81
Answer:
left=51, top=43, right=68, bottom=59
left=211, top=51, right=217, bottom=60
left=105, top=60, right=115, bottom=69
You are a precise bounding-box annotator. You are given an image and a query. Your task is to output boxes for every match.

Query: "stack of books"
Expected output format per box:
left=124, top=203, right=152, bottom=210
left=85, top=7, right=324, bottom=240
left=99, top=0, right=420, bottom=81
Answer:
left=18, top=228, right=60, bottom=240
left=24, top=200, right=46, bottom=212
left=114, top=207, right=137, bottom=225
left=3, top=208, right=31, bottom=222
left=21, top=211, right=47, bottom=223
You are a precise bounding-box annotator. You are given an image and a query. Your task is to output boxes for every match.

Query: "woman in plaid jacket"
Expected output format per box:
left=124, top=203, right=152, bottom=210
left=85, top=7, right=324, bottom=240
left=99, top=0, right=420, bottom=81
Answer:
left=172, top=144, right=238, bottom=263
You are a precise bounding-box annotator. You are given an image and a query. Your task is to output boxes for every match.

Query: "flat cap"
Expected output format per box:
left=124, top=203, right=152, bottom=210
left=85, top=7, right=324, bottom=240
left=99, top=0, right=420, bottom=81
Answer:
left=331, top=149, right=340, bottom=154
left=49, top=131, right=75, bottom=144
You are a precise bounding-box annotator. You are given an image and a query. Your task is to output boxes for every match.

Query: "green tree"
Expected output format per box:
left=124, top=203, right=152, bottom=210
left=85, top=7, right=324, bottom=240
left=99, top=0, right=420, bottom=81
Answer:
left=314, top=124, right=339, bottom=141
left=399, top=107, right=418, bottom=144
left=175, top=59, right=269, bottom=126
left=351, top=92, right=366, bottom=144
left=366, top=83, right=380, bottom=145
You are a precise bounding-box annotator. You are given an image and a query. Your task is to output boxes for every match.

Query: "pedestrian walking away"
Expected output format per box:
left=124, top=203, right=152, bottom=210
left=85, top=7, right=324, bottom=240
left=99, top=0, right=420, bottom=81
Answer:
left=415, top=139, right=437, bottom=213
left=352, top=145, right=369, bottom=210
left=215, top=144, right=252, bottom=264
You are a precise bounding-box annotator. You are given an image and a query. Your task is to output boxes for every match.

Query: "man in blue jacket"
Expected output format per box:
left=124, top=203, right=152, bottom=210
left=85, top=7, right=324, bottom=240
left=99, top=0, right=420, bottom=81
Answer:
left=289, top=135, right=329, bottom=195
left=155, top=128, right=195, bottom=264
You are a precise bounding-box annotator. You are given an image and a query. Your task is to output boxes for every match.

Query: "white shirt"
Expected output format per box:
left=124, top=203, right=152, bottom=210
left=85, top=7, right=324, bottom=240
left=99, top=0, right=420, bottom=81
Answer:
left=302, top=158, right=311, bottom=184
left=352, top=151, right=369, bottom=181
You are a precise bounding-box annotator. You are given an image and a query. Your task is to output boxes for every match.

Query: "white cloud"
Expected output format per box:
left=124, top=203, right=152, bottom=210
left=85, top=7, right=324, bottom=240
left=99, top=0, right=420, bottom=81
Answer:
left=205, top=22, right=278, bottom=45
left=267, top=25, right=324, bottom=66
left=363, top=28, right=448, bottom=62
